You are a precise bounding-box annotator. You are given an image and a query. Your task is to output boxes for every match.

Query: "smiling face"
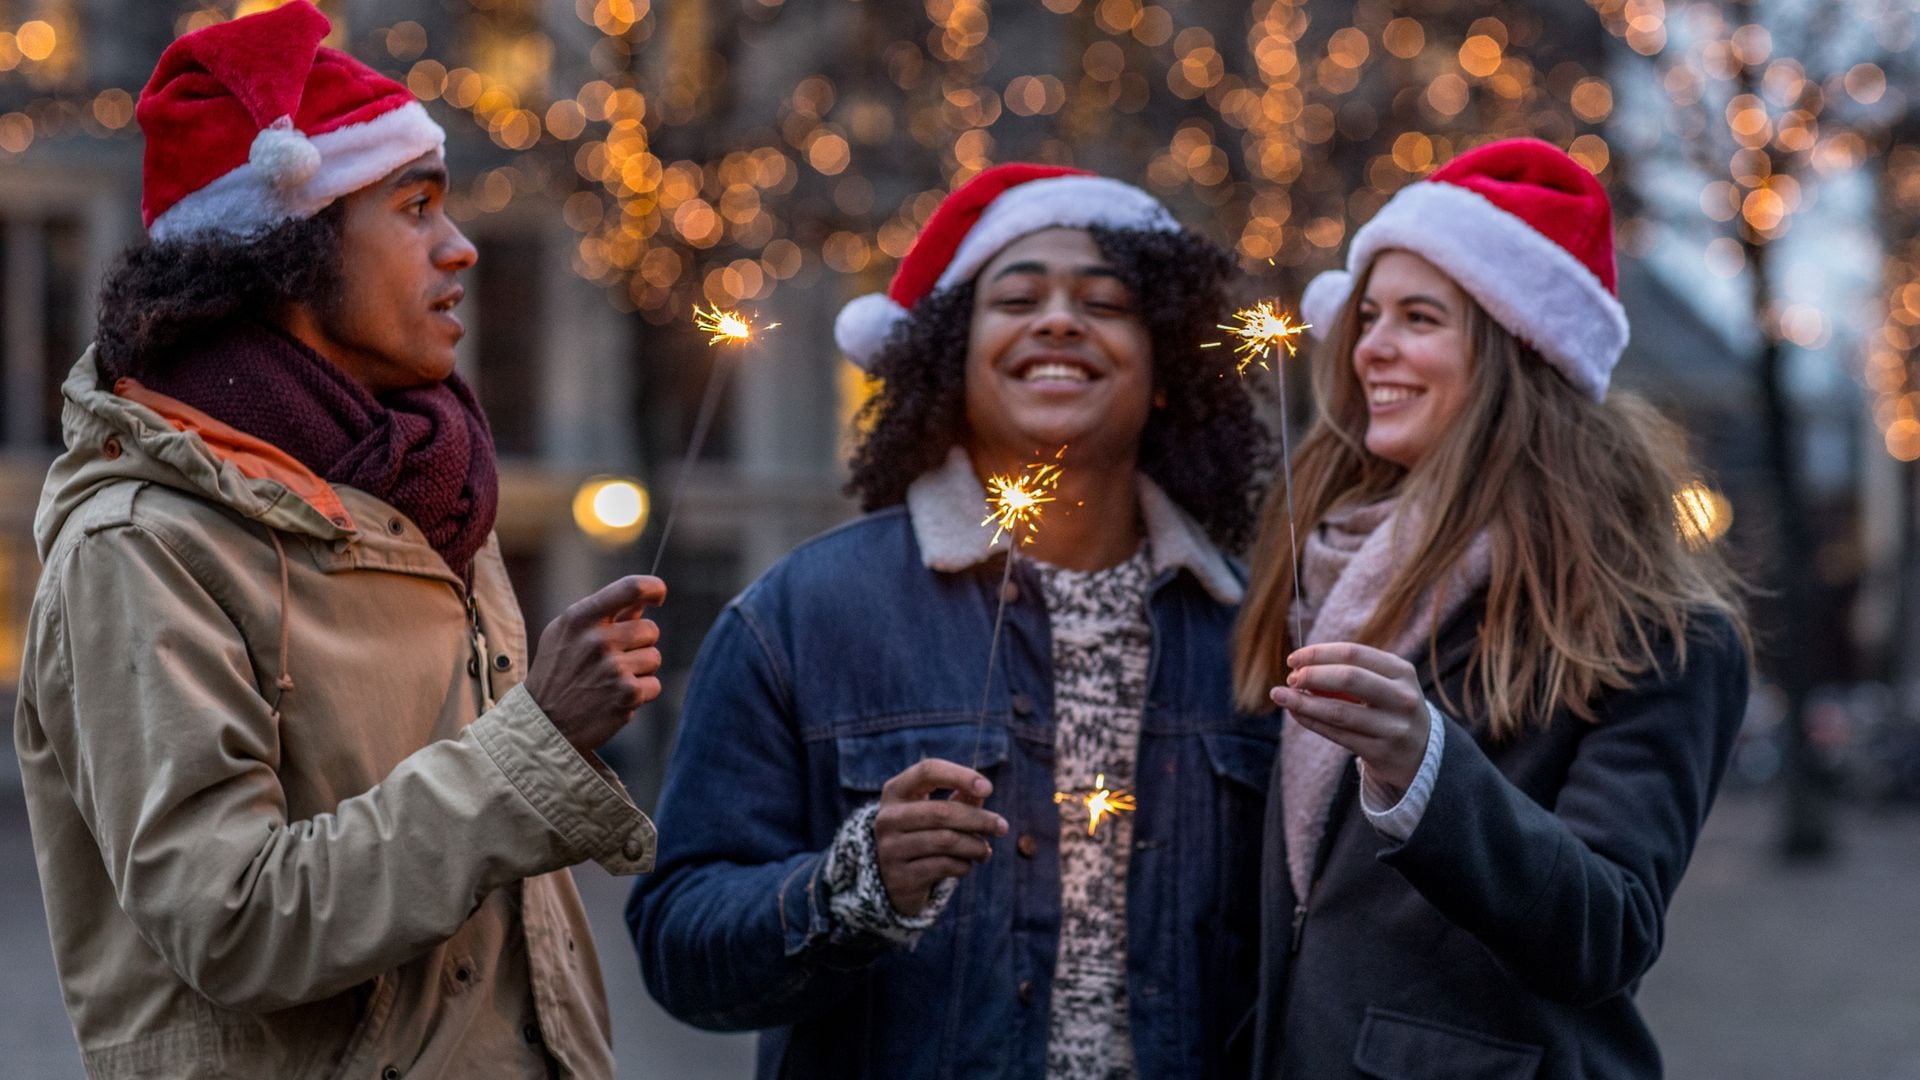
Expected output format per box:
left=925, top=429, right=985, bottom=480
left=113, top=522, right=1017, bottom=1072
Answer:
left=1351, top=250, right=1475, bottom=469
left=290, top=148, right=477, bottom=395
left=961, top=227, right=1155, bottom=471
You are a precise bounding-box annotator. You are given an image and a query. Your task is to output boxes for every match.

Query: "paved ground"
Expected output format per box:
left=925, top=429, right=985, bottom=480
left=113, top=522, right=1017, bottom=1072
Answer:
left=2, top=761, right=1916, bottom=1077
left=1636, top=791, right=1920, bottom=1080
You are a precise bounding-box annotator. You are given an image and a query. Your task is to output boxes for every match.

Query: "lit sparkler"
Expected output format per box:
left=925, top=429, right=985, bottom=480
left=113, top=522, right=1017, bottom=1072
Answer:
left=1202, top=301, right=1311, bottom=374
left=1213, top=297, right=1311, bottom=653
left=981, top=459, right=1064, bottom=546
left=970, top=448, right=1066, bottom=769
left=692, top=304, right=778, bottom=346
left=647, top=306, right=779, bottom=577
left=1054, top=774, right=1139, bottom=837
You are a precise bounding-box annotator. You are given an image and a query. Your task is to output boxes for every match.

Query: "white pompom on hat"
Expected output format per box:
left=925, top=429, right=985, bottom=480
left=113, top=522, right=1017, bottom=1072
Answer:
left=834, top=163, right=1182, bottom=371
left=1299, top=138, right=1629, bottom=402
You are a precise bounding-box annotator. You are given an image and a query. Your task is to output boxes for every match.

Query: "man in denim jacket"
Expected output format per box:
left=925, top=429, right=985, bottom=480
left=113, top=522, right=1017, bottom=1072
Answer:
left=628, top=165, right=1274, bottom=1078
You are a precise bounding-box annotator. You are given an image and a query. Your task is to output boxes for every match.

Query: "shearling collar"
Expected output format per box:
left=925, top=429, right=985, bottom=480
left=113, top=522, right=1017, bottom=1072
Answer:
left=904, top=445, right=1244, bottom=606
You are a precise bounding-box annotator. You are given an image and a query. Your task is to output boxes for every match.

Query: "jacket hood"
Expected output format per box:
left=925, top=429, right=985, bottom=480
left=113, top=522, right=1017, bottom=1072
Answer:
left=35, top=347, right=357, bottom=560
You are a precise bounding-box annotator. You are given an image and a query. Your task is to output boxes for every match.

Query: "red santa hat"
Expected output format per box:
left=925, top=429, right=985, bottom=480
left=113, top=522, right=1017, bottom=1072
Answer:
left=1299, top=138, right=1628, bottom=401
left=834, top=163, right=1181, bottom=370
left=136, top=0, right=445, bottom=243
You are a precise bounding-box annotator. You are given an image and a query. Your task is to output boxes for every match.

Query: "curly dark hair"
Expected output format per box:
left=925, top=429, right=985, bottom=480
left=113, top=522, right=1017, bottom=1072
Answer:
left=845, top=225, right=1271, bottom=550
left=94, top=203, right=347, bottom=385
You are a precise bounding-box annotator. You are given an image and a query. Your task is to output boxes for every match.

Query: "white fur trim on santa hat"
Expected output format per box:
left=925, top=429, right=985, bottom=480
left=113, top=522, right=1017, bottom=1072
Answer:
left=1303, top=181, right=1628, bottom=402
left=150, top=101, right=446, bottom=243
left=834, top=292, right=911, bottom=372
left=933, top=174, right=1179, bottom=292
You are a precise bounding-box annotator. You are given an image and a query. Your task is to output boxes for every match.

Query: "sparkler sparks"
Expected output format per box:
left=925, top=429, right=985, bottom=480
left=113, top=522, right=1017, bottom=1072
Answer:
left=692, top=304, right=778, bottom=346
left=1208, top=296, right=1312, bottom=652
left=981, top=460, right=1063, bottom=546
left=1054, top=774, right=1139, bottom=837
left=1203, top=301, right=1311, bottom=374
left=970, top=448, right=1068, bottom=770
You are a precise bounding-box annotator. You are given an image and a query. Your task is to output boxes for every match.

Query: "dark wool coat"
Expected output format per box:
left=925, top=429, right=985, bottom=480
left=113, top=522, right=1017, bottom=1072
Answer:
left=1251, top=599, right=1749, bottom=1080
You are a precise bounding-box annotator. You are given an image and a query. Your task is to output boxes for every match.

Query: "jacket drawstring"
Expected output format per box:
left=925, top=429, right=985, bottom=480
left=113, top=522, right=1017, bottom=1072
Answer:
left=266, top=529, right=296, bottom=721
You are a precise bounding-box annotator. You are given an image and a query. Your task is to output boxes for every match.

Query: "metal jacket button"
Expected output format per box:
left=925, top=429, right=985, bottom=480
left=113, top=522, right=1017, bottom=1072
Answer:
left=1017, top=980, right=1034, bottom=1006
left=623, top=838, right=646, bottom=861
left=493, top=654, right=512, bottom=671
left=100, top=436, right=122, bottom=460
left=386, top=517, right=406, bottom=535
left=1000, top=580, right=1020, bottom=604
left=1016, top=834, right=1037, bottom=858
left=468, top=655, right=480, bottom=677
left=1010, top=693, right=1034, bottom=716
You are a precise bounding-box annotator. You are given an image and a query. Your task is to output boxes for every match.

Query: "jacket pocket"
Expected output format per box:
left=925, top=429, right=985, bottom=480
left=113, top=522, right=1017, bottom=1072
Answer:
left=1353, top=1007, right=1543, bottom=1080
left=834, top=722, right=1010, bottom=792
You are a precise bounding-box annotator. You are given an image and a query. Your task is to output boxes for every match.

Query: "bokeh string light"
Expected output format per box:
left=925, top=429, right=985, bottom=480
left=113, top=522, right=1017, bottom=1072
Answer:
left=2, top=3, right=1912, bottom=451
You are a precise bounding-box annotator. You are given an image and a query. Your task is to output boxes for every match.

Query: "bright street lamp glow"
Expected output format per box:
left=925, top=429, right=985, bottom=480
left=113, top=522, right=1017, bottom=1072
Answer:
left=572, top=476, right=649, bottom=544
left=592, top=481, right=645, bottom=528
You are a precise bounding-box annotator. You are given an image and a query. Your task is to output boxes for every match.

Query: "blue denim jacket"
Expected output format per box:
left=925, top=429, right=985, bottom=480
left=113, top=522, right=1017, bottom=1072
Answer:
left=627, top=455, right=1274, bottom=1078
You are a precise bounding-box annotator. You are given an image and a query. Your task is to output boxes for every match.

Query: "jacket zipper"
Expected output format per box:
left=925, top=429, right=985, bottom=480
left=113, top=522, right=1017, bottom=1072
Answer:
left=1290, top=903, right=1307, bottom=954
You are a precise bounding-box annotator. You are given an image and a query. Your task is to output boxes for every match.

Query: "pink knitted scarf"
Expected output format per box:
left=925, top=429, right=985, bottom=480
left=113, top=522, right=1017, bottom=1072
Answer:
left=1278, top=497, right=1491, bottom=902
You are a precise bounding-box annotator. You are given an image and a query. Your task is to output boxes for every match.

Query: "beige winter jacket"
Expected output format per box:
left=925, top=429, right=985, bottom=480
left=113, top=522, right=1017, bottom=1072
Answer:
left=13, top=349, right=656, bottom=1079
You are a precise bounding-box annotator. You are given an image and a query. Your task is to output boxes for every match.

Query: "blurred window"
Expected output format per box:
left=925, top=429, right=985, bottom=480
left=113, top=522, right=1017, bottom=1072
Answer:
left=0, top=212, right=86, bottom=450
left=473, top=234, right=544, bottom=458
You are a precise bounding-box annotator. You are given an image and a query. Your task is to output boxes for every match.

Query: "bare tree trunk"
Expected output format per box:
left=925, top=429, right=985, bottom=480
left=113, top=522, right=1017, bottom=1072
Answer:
left=1748, top=236, right=1831, bottom=858
left=1729, top=11, right=1830, bottom=855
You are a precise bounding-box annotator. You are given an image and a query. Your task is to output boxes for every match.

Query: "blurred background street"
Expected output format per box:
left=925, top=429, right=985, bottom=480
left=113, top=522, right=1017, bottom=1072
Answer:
left=5, top=0, right=1920, bottom=1075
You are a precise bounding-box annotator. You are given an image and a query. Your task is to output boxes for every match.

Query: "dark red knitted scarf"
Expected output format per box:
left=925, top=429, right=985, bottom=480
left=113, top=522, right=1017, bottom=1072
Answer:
left=126, top=321, right=499, bottom=579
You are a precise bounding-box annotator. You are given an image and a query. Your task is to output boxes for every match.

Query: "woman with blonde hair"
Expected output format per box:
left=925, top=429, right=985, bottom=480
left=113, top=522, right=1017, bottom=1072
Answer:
left=1241, top=139, right=1748, bottom=1078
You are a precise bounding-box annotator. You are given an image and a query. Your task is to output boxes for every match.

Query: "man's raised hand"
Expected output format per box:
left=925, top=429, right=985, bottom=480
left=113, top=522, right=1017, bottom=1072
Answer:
left=524, top=575, right=667, bottom=755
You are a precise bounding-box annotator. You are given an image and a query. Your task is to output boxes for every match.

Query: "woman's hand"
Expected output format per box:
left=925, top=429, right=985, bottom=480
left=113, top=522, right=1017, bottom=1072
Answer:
left=1271, top=642, right=1429, bottom=798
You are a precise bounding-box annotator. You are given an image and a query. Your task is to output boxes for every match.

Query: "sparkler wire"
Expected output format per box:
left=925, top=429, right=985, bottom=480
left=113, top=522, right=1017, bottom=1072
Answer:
left=969, top=546, right=1018, bottom=771
left=1276, top=362, right=1306, bottom=654
left=647, top=356, right=733, bottom=578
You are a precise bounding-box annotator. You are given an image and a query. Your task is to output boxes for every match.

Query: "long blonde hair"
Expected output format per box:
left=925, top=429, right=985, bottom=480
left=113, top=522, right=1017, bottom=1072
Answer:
left=1233, top=259, right=1748, bottom=737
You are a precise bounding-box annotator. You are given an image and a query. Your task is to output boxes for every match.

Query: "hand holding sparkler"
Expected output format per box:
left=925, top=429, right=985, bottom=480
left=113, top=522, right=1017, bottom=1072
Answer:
left=646, top=305, right=780, bottom=578
left=523, top=574, right=668, bottom=755
left=1270, top=642, right=1429, bottom=797
left=872, top=759, right=1009, bottom=916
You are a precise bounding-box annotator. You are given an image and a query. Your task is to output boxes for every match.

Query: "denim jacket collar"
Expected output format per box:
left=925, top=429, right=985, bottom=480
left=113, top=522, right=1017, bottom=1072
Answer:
left=904, top=445, right=1244, bottom=605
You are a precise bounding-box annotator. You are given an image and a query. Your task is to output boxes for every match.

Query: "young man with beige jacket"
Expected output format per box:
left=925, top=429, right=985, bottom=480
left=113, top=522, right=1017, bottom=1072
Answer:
left=12, top=4, right=660, bottom=1076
